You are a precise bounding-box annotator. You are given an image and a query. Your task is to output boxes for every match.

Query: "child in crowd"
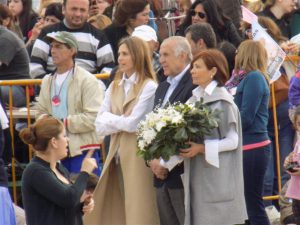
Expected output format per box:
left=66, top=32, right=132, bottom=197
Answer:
left=289, top=64, right=300, bottom=121
left=285, top=106, right=300, bottom=223
left=71, top=173, right=99, bottom=203
left=279, top=180, right=297, bottom=225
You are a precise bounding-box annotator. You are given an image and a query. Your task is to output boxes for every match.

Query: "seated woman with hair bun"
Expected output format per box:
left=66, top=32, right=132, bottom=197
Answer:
left=20, top=117, right=97, bottom=225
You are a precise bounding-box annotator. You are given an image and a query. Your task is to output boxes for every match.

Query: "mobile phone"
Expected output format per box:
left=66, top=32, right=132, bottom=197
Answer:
left=286, top=161, right=299, bottom=173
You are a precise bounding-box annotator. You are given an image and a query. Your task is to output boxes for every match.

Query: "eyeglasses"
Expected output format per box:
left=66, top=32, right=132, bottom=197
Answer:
left=190, top=10, right=206, bottom=19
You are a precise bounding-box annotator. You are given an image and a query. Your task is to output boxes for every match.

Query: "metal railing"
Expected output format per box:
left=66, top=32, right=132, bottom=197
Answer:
left=2, top=56, right=300, bottom=204
left=263, top=55, right=300, bottom=202
left=0, top=73, right=109, bottom=203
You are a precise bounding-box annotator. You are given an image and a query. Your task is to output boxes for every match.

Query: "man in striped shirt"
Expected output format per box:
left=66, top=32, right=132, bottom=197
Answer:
left=30, top=0, right=115, bottom=78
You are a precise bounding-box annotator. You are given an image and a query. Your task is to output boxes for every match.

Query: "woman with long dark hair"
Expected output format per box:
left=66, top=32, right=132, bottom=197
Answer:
left=9, top=0, right=38, bottom=42
left=177, top=0, right=241, bottom=47
left=104, top=0, right=152, bottom=61
left=0, top=4, right=22, bottom=37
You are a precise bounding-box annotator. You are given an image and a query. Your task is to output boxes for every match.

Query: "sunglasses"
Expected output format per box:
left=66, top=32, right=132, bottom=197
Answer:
left=190, top=10, right=206, bottom=19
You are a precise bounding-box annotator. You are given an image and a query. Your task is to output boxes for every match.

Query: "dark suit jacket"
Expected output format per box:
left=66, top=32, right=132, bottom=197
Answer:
left=153, top=68, right=195, bottom=189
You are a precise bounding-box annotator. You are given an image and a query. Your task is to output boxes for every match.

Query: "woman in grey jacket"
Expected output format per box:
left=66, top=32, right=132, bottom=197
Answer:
left=180, top=49, right=247, bottom=225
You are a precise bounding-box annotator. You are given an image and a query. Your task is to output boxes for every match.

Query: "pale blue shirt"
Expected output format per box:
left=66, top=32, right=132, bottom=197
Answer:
left=162, top=64, right=190, bottom=107
left=51, top=72, right=72, bottom=119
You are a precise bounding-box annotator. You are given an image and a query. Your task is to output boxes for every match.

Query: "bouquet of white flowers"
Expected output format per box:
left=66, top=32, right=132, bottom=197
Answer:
left=137, top=99, right=219, bottom=162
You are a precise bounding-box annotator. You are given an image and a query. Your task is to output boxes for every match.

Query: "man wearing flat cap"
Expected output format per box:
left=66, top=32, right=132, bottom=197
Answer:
left=36, top=31, right=104, bottom=175
left=30, top=0, right=115, bottom=79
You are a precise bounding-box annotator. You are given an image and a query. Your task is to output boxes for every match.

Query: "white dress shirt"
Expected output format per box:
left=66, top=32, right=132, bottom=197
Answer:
left=0, top=104, right=8, bottom=129
left=162, top=64, right=190, bottom=107
left=192, top=81, right=238, bottom=168
left=95, top=73, right=157, bottom=136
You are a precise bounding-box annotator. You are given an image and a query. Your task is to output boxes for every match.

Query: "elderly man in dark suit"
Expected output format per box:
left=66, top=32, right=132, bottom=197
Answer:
left=148, top=36, right=195, bottom=225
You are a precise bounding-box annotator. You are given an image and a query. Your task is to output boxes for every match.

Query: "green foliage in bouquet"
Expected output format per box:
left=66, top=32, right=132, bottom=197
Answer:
left=137, top=99, right=219, bottom=161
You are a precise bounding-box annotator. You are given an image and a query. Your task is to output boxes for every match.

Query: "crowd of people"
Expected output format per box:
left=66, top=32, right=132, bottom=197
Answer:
left=1, top=0, right=300, bottom=224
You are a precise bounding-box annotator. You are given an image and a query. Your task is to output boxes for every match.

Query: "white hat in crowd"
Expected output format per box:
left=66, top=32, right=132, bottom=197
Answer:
left=132, top=25, right=158, bottom=42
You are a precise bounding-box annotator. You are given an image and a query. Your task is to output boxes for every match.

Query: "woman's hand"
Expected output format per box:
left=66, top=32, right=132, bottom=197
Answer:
left=81, top=150, right=98, bottom=174
left=180, top=142, right=205, bottom=158
left=82, top=196, right=94, bottom=214
left=281, top=41, right=300, bottom=54
left=284, top=152, right=294, bottom=169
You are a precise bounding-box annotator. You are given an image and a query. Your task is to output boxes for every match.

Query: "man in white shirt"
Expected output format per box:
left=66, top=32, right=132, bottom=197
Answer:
left=149, top=36, right=195, bottom=225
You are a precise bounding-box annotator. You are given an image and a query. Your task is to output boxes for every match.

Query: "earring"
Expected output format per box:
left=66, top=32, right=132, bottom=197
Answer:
left=210, top=74, right=213, bottom=79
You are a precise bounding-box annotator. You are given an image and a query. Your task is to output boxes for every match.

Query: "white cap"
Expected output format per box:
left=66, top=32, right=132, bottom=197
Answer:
left=132, top=25, right=158, bottom=42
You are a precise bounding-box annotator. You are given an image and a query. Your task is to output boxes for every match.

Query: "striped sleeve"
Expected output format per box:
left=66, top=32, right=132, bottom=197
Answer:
left=30, top=29, right=51, bottom=78
left=94, top=29, right=115, bottom=72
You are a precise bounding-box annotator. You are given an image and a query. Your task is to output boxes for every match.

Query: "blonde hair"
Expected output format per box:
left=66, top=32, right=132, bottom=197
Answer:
left=114, top=36, right=157, bottom=84
left=263, top=0, right=275, bottom=7
left=235, top=40, right=268, bottom=80
left=258, top=16, right=287, bottom=43
left=88, top=14, right=112, bottom=30
left=39, top=0, right=62, bottom=15
left=243, top=0, right=264, bottom=13
left=240, top=16, right=287, bottom=43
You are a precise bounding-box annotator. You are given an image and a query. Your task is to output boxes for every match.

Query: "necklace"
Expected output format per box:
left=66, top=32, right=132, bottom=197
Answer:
left=52, top=69, right=72, bottom=106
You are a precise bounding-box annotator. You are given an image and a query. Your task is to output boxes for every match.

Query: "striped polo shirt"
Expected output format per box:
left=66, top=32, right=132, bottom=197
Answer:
left=30, top=20, right=115, bottom=78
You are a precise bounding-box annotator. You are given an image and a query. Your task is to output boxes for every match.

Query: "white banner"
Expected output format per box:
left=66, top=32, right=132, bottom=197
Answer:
left=241, top=5, right=258, bottom=24
left=252, top=21, right=286, bottom=83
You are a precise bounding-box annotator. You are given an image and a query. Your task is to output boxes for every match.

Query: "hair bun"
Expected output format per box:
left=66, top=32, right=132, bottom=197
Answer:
left=19, top=126, right=36, bottom=145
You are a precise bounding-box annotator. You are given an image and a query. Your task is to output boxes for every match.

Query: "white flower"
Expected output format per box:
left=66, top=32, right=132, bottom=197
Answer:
left=138, top=139, right=146, bottom=150
left=171, top=114, right=183, bottom=124
left=143, top=128, right=157, bottom=145
left=155, top=121, right=166, bottom=132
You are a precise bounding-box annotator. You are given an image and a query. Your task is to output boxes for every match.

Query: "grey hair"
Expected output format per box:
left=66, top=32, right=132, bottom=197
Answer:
left=165, top=36, right=193, bottom=62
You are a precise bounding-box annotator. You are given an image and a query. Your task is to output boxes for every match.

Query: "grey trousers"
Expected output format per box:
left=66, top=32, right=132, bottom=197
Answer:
left=156, top=184, right=185, bottom=225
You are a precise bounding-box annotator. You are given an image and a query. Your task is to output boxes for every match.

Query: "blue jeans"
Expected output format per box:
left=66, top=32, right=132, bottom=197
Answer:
left=264, top=100, right=294, bottom=207
left=61, top=149, right=102, bottom=176
left=0, top=86, right=26, bottom=107
left=244, top=145, right=271, bottom=225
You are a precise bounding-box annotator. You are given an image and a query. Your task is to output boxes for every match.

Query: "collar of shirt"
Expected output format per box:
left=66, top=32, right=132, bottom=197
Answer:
left=166, top=64, right=190, bottom=86
left=118, top=73, right=137, bottom=85
left=192, top=80, right=218, bottom=99
left=152, top=52, right=161, bottom=72
left=118, top=72, right=137, bottom=96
